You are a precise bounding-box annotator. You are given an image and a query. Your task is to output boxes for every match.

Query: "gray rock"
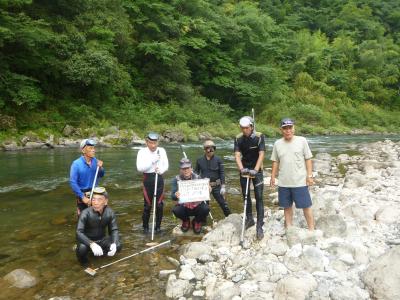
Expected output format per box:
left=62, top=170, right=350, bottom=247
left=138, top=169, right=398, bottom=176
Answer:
left=160, top=270, right=177, bottom=279
left=315, top=153, right=332, bottom=161
left=179, top=265, right=195, bottom=281
left=207, top=280, right=239, bottom=300
left=375, top=206, right=400, bottom=224
left=2, top=141, right=22, bottom=151
left=4, top=269, right=37, bottom=288
left=24, top=141, right=46, bottom=149
left=192, top=290, right=205, bottom=298
left=48, top=297, right=71, bottom=300
left=181, top=242, right=212, bottom=260
left=286, top=226, right=323, bottom=247
left=313, top=159, right=331, bottom=175
left=329, top=285, right=368, bottom=300
left=198, top=254, right=214, bottom=264
left=202, top=214, right=242, bottom=247
left=166, top=274, right=193, bottom=299
left=240, top=280, right=259, bottom=298
left=337, top=154, right=350, bottom=163
left=316, top=214, right=347, bottom=237
left=163, top=130, right=185, bottom=143
left=274, top=274, right=317, bottom=300
left=167, top=256, right=181, bottom=268
left=363, top=246, right=400, bottom=300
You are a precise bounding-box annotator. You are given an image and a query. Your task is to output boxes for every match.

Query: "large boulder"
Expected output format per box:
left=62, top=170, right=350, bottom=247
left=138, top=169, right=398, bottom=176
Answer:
left=162, top=130, right=184, bottom=143
left=202, top=214, right=242, bottom=247
left=363, top=246, right=400, bottom=300
left=274, top=273, right=317, bottom=300
left=165, top=274, right=193, bottom=299
left=3, top=269, right=37, bottom=288
left=374, top=206, right=400, bottom=225
left=313, top=159, right=331, bottom=175
left=181, top=242, right=212, bottom=259
left=316, top=214, right=347, bottom=237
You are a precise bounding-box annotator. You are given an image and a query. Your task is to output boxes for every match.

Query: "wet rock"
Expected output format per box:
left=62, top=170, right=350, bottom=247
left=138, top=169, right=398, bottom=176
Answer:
left=181, top=242, right=212, bottom=260
left=167, top=256, right=180, bottom=268
left=50, top=215, right=68, bottom=225
left=316, top=214, right=347, bottom=237
left=363, top=246, right=400, bottom=300
left=2, top=141, right=22, bottom=151
left=24, top=141, right=46, bottom=149
left=274, top=274, right=317, bottom=300
left=159, top=270, right=176, bottom=279
left=4, top=269, right=37, bottom=288
left=57, top=138, right=79, bottom=147
left=165, top=274, right=193, bottom=299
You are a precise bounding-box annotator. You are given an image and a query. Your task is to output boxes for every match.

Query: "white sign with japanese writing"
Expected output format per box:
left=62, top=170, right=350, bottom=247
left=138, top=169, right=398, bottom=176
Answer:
left=178, top=178, right=210, bottom=203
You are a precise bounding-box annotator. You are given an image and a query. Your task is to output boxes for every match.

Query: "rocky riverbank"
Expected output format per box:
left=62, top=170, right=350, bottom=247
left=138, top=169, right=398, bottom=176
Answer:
left=0, top=125, right=206, bottom=151
left=163, top=140, right=400, bottom=299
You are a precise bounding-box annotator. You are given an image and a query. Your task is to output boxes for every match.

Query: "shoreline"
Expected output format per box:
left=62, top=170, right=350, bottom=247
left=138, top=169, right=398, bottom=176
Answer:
left=1, top=126, right=399, bottom=152
left=162, top=140, right=400, bottom=299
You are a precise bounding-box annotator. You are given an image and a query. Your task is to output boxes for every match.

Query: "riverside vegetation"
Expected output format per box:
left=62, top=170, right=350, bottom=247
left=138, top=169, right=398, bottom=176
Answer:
left=1, top=1, right=400, bottom=144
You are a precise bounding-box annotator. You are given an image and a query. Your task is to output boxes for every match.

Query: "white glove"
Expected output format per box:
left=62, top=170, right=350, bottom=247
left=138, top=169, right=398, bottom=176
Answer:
left=90, top=242, right=103, bottom=256
left=220, top=185, right=226, bottom=195
left=107, top=243, right=117, bottom=257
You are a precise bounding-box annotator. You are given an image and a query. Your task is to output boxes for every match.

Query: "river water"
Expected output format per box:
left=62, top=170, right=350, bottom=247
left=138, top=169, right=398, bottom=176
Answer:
left=0, top=135, right=399, bottom=299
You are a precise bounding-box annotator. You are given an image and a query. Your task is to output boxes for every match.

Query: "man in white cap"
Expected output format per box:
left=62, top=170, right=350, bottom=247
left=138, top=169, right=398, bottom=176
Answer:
left=270, top=118, right=315, bottom=230
left=195, top=140, right=231, bottom=216
left=70, top=138, right=104, bottom=215
left=234, top=116, right=266, bottom=239
left=136, top=132, right=169, bottom=233
left=171, top=158, right=210, bottom=234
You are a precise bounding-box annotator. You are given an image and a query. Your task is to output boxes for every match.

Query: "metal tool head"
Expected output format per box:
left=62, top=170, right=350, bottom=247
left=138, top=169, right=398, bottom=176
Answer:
left=84, top=267, right=97, bottom=276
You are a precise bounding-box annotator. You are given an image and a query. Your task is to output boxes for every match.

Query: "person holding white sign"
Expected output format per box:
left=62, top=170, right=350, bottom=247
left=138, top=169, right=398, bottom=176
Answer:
left=171, top=158, right=210, bottom=234
left=136, top=132, right=169, bottom=234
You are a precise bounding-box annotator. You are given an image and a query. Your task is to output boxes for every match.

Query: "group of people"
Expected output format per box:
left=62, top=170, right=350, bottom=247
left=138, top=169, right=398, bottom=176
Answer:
left=69, top=117, right=315, bottom=265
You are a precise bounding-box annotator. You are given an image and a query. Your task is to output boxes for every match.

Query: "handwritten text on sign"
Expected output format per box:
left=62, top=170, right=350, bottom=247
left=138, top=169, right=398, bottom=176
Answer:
left=178, top=179, right=210, bottom=203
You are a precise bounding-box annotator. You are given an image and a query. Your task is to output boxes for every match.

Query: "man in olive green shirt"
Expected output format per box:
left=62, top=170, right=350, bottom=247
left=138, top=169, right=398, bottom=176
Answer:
left=270, top=118, right=314, bottom=230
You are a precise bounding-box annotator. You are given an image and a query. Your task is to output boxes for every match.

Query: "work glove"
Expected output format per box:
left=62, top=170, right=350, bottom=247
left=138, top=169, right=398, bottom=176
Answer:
left=107, top=243, right=117, bottom=257
left=90, top=242, right=103, bottom=256
left=220, top=184, right=226, bottom=195
left=240, top=168, right=250, bottom=175
left=249, top=169, right=258, bottom=177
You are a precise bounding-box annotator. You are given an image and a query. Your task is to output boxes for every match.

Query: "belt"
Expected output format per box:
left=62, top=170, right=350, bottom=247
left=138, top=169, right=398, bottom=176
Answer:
left=210, top=179, right=221, bottom=187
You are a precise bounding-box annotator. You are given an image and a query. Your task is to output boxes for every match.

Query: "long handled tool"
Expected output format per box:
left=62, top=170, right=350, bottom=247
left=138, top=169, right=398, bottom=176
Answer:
left=180, top=145, right=216, bottom=226
left=151, top=172, right=159, bottom=241
left=89, top=165, right=100, bottom=206
left=84, top=240, right=171, bottom=276
left=239, top=175, right=251, bottom=247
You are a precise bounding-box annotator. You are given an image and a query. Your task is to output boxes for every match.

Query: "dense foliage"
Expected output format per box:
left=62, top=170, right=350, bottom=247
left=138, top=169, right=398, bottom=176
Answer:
left=1, top=0, right=399, bottom=135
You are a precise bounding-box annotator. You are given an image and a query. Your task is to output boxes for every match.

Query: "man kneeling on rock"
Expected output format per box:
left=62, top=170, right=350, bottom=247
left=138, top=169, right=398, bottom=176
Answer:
left=171, top=158, right=210, bottom=234
left=76, top=187, right=121, bottom=265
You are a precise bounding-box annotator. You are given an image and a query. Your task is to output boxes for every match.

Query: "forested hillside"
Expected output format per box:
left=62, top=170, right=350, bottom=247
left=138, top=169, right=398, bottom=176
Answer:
left=1, top=0, right=399, bottom=137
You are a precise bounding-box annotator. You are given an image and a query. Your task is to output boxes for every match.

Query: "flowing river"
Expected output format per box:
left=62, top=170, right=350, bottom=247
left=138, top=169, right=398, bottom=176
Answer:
left=1, top=135, right=399, bottom=299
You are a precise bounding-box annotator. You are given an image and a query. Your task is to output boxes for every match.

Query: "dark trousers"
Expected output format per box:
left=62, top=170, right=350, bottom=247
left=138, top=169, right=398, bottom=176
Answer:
left=172, top=202, right=210, bottom=223
left=211, top=186, right=231, bottom=216
left=142, top=173, right=164, bottom=230
left=76, top=236, right=122, bottom=264
left=240, top=172, right=264, bottom=227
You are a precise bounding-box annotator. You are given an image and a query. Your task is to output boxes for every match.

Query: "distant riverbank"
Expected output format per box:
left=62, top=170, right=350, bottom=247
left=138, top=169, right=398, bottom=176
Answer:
left=1, top=123, right=399, bottom=151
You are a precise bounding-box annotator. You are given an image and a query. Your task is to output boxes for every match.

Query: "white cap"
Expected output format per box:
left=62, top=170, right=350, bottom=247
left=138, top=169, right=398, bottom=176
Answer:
left=239, top=116, right=253, bottom=127
left=80, top=138, right=96, bottom=149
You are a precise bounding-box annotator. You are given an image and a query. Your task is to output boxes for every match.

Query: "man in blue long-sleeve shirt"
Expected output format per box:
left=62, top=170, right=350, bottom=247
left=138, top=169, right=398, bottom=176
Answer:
left=70, top=138, right=104, bottom=215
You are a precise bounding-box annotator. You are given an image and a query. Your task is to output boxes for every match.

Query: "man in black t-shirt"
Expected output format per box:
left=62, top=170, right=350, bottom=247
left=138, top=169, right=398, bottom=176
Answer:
left=195, top=140, right=231, bottom=217
left=234, top=116, right=266, bottom=240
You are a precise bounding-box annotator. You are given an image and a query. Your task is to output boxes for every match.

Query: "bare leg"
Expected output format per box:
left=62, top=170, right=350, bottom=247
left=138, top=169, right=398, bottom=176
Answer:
left=303, top=207, right=314, bottom=230
left=284, top=206, right=294, bottom=228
